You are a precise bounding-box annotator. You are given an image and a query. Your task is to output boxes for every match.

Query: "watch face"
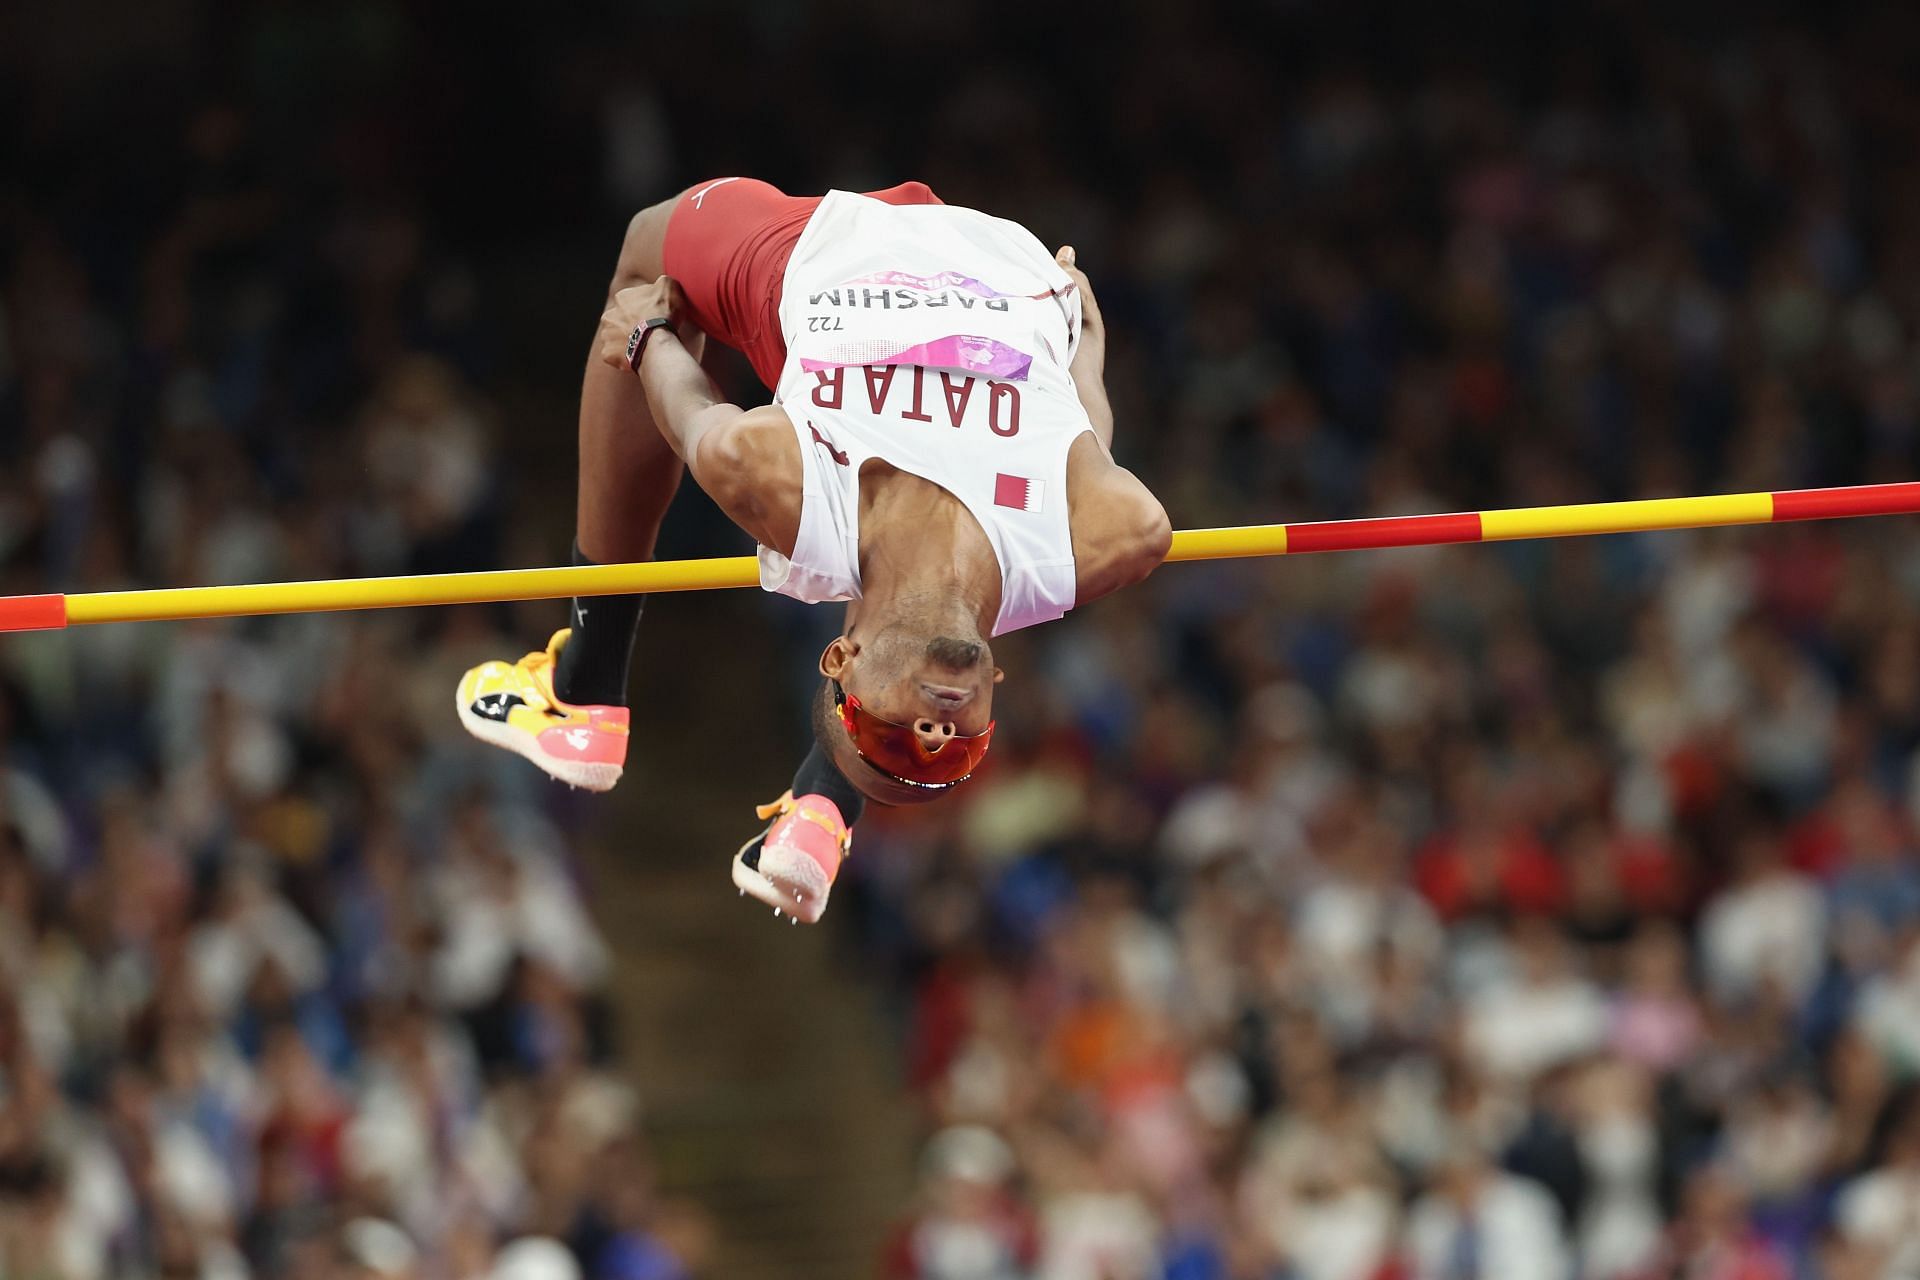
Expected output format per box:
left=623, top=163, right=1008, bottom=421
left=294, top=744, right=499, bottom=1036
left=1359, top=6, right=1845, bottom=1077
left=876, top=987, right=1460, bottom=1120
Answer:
left=628, top=318, right=673, bottom=371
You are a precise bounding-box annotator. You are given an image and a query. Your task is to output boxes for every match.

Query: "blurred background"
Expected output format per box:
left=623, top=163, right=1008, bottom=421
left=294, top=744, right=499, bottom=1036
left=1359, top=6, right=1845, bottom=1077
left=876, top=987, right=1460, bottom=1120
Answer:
left=7, top=1, right=1920, bottom=1277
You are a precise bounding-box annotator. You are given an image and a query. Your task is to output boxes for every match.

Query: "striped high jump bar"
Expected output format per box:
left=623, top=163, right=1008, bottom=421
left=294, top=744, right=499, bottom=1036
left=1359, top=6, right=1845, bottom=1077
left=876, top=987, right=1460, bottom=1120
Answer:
left=0, top=481, right=1915, bottom=632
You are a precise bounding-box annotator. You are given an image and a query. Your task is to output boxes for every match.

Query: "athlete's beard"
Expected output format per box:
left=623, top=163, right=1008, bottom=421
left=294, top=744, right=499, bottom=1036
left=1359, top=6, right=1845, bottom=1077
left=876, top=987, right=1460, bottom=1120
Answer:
left=925, top=635, right=984, bottom=671
left=875, top=588, right=988, bottom=675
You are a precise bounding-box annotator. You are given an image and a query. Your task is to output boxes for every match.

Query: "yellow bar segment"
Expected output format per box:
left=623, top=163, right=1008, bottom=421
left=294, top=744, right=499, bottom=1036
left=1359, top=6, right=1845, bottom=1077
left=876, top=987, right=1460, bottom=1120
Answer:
left=1167, top=525, right=1289, bottom=562
left=62, top=557, right=762, bottom=625
left=1478, top=492, right=1775, bottom=541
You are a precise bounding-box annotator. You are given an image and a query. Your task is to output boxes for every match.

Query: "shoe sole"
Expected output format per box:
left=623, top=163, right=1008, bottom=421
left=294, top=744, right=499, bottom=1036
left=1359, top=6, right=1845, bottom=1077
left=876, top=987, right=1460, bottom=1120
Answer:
left=732, top=834, right=829, bottom=924
left=456, top=690, right=624, bottom=792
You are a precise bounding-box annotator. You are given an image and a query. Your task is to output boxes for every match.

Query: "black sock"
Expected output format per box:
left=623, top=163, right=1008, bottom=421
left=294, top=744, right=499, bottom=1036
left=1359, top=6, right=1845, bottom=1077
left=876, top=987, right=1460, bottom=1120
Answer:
left=743, top=744, right=866, bottom=871
left=792, top=743, right=867, bottom=827
left=552, top=542, right=645, bottom=706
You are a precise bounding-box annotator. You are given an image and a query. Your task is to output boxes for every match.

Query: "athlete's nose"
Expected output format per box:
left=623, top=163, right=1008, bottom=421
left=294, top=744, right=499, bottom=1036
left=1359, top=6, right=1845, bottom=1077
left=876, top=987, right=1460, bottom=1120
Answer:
left=914, top=719, right=957, bottom=754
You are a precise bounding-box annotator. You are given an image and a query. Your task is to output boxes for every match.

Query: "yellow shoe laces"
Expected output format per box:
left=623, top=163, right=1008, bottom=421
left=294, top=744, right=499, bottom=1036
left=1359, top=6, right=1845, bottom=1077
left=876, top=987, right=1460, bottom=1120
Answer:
left=754, top=790, right=852, bottom=854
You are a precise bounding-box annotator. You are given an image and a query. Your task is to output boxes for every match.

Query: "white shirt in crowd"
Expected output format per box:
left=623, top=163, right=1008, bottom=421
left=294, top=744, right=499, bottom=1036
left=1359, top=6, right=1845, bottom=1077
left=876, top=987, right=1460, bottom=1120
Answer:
left=1257, top=1186, right=1398, bottom=1280
left=1697, top=870, right=1827, bottom=1007
left=1465, top=976, right=1608, bottom=1082
left=1836, top=1165, right=1920, bottom=1280
left=1405, top=1172, right=1571, bottom=1280
left=1035, top=1191, right=1160, bottom=1280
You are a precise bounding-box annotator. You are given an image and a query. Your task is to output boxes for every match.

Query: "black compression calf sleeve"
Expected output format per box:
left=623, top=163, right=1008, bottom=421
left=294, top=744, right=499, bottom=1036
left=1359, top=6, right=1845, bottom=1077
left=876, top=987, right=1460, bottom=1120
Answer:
left=791, top=743, right=867, bottom=827
left=552, top=542, right=645, bottom=707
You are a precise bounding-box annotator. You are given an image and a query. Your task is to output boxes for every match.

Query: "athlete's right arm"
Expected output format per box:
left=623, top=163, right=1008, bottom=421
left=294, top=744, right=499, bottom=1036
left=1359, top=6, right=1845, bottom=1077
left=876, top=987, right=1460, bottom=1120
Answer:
left=598, top=280, right=802, bottom=555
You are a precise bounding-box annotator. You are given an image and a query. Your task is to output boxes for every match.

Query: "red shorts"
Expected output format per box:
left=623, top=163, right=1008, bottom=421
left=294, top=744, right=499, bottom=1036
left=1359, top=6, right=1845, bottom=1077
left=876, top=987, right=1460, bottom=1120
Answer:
left=662, top=177, right=943, bottom=390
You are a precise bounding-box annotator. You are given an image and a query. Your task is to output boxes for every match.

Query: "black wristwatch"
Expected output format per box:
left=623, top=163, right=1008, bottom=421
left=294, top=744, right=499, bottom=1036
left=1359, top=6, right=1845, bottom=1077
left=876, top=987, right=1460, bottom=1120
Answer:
left=626, top=316, right=676, bottom=373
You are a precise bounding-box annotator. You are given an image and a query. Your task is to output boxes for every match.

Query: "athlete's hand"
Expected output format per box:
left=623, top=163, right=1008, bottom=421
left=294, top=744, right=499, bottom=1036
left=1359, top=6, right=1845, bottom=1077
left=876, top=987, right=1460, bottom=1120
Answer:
left=598, top=276, right=704, bottom=372
left=1055, top=246, right=1105, bottom=381
left=1056, top=246, right=1114, bottom=445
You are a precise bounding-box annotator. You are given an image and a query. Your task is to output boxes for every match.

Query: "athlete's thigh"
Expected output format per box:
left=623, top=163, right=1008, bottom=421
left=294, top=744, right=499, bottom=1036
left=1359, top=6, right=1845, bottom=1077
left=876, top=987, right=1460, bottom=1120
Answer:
left=664, top=178, right=813, bottom=345
left=613, top=178, right=789, bottom=292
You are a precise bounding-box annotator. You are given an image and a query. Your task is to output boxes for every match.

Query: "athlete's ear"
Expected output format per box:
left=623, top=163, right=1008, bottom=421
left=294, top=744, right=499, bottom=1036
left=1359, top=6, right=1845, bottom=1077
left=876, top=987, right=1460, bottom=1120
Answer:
left=992, top=666, right=1005, bottom=686
left=820, top=636, right=856, bottom=680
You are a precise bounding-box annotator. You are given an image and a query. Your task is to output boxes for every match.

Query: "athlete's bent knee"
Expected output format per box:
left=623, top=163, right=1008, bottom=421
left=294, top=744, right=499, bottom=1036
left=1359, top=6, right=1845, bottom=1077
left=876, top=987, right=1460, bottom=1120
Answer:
left=609, top=201, right=675, bottom=296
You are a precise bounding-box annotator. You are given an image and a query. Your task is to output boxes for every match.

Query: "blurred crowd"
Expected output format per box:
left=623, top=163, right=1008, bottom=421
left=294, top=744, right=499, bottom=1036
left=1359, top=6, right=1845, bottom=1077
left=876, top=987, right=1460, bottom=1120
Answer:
left=13, top=1, right=1920, bottom=1279
left=0, top=7, right=713, bottom=1279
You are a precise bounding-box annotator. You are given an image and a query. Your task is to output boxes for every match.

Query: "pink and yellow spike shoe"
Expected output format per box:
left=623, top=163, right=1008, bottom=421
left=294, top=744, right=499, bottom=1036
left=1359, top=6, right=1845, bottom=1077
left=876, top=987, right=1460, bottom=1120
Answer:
left=455, top=630, right=629, bottom=791
left=732, top=790, right=852, bottom=924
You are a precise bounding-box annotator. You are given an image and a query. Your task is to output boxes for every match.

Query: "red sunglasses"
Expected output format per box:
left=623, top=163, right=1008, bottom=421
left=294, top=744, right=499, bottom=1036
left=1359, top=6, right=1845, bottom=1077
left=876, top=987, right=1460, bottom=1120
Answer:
left=833, top=681, right=994, bottom=790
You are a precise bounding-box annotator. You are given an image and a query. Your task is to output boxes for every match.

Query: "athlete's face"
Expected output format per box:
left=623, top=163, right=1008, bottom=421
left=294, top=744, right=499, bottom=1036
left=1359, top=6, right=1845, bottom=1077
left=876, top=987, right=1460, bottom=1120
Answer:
left=820, top=626, right=1001, bottom=756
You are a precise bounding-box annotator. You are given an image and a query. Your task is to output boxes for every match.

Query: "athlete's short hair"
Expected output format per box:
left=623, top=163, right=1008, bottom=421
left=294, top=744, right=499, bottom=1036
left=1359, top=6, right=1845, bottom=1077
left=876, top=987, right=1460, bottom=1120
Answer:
left=809, top=676, right=841, bottom=757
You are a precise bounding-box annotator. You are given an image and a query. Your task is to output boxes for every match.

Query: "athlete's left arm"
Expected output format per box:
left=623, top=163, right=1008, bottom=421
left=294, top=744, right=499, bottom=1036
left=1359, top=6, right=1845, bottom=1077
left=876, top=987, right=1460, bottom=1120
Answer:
left=598, top=279, right=803, bottom=554
left=1055, top=247, right=1114, bottom=450
left=1066, top=434, right=1172, bottom=607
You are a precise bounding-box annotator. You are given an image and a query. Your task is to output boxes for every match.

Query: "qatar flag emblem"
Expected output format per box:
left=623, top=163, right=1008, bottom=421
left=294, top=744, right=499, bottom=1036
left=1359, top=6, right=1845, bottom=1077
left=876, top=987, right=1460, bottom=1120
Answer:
left=994, top=473, right=1044, bottom=512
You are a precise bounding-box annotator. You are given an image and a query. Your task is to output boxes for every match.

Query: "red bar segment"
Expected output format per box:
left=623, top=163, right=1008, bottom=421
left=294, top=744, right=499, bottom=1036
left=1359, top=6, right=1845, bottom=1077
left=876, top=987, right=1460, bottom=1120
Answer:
left=1284, top=512, right=1484, bottom=554
left=0, top=594, right=66, bottom=632
left=1771, top=482, right=1920, bottom=522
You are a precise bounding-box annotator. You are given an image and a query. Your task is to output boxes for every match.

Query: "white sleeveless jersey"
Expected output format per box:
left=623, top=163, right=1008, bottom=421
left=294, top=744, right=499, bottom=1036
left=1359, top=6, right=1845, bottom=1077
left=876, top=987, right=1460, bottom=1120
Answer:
left=757, top=190, right=1093, bottom=635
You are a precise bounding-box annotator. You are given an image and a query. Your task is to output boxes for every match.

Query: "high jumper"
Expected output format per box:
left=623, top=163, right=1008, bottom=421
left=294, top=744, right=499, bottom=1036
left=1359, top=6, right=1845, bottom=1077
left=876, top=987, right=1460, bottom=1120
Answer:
left=455, top=178, right=1171, bottom=923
